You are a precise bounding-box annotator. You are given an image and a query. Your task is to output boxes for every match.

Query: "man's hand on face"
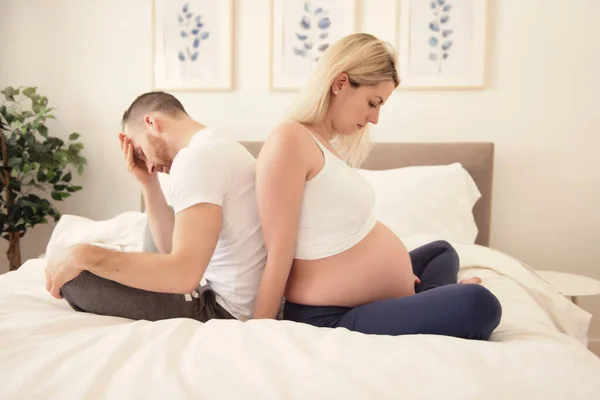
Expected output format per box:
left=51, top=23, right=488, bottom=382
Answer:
left=118, top=133, right=158, bottom=187
left=45, top=245, right=85, bottom=299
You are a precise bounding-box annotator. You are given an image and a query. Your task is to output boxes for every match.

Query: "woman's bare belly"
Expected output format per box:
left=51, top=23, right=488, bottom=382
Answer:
left=285, top=222, right=415, bottom=307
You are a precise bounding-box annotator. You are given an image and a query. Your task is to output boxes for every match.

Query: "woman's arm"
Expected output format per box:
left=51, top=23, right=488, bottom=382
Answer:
left=253, top=125, right=310, bottom=319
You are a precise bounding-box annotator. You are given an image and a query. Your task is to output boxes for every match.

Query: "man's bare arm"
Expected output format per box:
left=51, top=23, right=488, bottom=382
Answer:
left=70, top=203, right=221, bottom=294
left=142, top=178, right=175, bottom=254
left=120, top=133, right=175, bottom=254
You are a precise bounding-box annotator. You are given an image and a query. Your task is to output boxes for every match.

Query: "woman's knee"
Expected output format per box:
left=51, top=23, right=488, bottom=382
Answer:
left=462, top=284, right=502, bottom=340
left=432, top=240, right=459, bottom=271
left=431, top=240, right=452, bottom=249
left=430, top=240, right=458, bottom=257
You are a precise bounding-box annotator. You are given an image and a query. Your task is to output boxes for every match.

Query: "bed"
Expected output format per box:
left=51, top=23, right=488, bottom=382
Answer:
left=1, top=141, right=599, bottom=400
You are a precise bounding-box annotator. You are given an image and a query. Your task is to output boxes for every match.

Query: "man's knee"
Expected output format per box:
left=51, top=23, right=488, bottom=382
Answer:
left=60, top=271, right=102, bottom=313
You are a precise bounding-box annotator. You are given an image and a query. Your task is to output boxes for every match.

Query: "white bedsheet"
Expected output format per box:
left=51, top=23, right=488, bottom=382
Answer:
left=1, top=215, right=600, bottom=399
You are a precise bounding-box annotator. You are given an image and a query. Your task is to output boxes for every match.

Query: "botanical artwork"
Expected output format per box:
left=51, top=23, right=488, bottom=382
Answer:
left=175, top=3, right=211, bottom=64
left=271, top=0, right=356, bottom=90
left=292, top=2, right=332, bottom=64
left=427, top=0, right=454, bottom=73
left=153, top=0, right=233, bottom=91
left=397, top=0, right=488, bottom=89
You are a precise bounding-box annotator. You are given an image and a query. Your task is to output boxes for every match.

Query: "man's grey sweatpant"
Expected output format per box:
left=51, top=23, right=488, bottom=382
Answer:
left=60, top=222, right=235, bottom=322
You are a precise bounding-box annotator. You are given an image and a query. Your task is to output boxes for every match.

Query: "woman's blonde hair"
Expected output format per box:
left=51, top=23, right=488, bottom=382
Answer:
left=285, top=33, right=399, bottom=167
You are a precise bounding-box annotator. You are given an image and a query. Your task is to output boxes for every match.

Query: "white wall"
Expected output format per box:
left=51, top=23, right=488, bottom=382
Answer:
left=1, top=0, right=599, bottom=342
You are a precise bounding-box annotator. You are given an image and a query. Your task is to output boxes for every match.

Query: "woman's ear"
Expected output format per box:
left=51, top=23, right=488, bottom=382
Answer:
left=331, top=72, right=350, bottom=95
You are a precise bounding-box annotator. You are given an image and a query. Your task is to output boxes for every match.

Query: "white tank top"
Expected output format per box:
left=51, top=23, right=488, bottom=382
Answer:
left=295, top=125, right=378, bottom=260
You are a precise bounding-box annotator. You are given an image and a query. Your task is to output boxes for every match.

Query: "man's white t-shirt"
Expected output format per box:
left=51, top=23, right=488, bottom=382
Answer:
left=166, top=127, right=266, bottom=321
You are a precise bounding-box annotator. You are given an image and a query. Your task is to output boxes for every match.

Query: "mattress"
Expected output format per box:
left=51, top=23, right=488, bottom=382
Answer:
left=1, top=215, right=600, bottom=399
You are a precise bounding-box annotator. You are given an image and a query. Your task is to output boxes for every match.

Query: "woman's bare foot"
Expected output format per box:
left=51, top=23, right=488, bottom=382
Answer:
left=459, top=277, right=482, bottom=285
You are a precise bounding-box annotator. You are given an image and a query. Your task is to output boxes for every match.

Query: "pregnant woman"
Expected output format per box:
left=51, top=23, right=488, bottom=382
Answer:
left=252, top=33, right=502, bottom=340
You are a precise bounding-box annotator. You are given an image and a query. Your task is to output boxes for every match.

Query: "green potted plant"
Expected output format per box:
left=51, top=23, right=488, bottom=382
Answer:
left=0, top=86, right=87, bottom=271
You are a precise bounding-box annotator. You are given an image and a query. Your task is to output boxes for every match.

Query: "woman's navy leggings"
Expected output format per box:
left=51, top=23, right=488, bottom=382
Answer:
left=283, top=240, right=502, bottom=340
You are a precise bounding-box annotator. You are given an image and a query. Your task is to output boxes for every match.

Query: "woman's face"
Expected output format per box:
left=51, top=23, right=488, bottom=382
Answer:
left=328, top=77, right=396, bottom=136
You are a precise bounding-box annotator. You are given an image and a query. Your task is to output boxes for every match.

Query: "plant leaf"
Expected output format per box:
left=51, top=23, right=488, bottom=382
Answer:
left=300, top=16, right=311, bottom=30
left=1, top=86, right=17, bottom=101
left=8, top=157, right=22, bottom=168
left=441, top=40, right=453, bottom=51
left=38, top=125, right=48, bottom=137
left=66, top=185, right=82, bottom=192
left=69, top=133, right=80, bottom=141
left=318, top=17, right=331, bottom=30
left=51, top=191, right=62, bottom=201
left=293, top=47, right=307, bottom=57
left=22, top=87, right=37, bottom=97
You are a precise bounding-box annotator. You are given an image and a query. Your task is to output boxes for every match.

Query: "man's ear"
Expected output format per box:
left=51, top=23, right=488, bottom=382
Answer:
left=331, top=72, right=350, bottom=95
left=144, top=115, right=160, bottom=134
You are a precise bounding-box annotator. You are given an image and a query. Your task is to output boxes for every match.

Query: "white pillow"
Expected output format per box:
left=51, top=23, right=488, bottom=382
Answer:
left=357, top=163, right=482, bottom=244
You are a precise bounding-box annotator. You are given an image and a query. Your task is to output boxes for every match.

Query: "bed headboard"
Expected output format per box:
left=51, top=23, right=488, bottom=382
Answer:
left=241, top=141, right=494, bottom=247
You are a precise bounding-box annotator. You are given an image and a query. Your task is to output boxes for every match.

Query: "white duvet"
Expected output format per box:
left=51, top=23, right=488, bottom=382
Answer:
left=1, top=213, right=600, bottom=400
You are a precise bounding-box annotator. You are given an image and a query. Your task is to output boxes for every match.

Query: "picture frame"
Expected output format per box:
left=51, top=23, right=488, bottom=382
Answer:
left=270, top=0, right=358, bottom=91
left=396, top=0, right=488, bottom=90
left=151, top=0, right=234, bottom=92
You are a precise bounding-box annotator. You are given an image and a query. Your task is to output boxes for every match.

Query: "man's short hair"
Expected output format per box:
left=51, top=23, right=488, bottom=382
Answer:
left=121, top=91, right=188, bottom=130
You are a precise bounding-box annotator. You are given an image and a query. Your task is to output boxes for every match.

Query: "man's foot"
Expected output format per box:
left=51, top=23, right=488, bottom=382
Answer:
left=459, top=277, right=482, bottom=285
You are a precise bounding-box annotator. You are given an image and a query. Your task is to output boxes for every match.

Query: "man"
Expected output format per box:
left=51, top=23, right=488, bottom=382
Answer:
left=45, top=91, right=266, bottom=322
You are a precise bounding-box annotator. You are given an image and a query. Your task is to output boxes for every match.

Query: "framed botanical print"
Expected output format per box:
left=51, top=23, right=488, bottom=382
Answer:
left=152, top=0, right=234, bottom=91
left=396, top=0, right=488, bottom=89
left=270, top=0, right=358, bottom=91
